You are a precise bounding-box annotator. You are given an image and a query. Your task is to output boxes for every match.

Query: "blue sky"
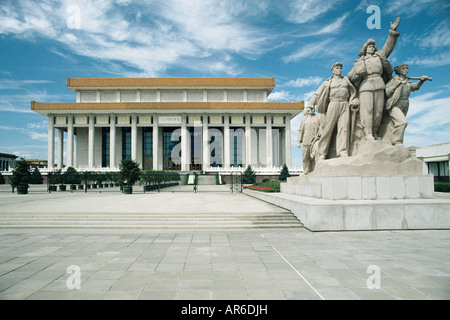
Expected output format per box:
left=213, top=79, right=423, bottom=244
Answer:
left=0, top=0, right=449, bottom=168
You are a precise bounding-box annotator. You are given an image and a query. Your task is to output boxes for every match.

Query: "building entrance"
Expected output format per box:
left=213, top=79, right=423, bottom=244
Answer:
left=189, top=127, right=202, bottom=171
left=143, top=127, right=153, bottom=170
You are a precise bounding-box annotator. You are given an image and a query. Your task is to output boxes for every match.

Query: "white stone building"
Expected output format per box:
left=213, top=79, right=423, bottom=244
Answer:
left=0, top=153, right=17, bottom=172
left=416, top=142, right=450, bottom=182
left=31, top=78, right=303, bottom=172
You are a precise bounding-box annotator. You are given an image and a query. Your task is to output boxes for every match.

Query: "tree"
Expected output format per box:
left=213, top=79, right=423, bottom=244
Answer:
left=118, top=158, right=142, bottom=187
left=242, top=165, right=256, bottom=184
left=30, top=167, right=43, bottom=184
left=279, top=164, right=291, bottom=182
left=10, top=158, right=32, bottom=189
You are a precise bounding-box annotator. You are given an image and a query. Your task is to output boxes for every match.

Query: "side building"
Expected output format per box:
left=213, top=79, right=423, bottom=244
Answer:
left=31, top=78, right=303, bottom=172
left=0, top=153, right=18, bottom=172
left=416, top=142, right=450, bottom=182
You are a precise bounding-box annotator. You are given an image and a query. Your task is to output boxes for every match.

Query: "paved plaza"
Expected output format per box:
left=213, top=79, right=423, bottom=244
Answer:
left=0, top=188, right=449, bottom=300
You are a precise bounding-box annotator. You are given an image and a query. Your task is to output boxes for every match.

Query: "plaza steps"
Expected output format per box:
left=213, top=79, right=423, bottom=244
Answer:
left=0, top=211, right=304, bottom=230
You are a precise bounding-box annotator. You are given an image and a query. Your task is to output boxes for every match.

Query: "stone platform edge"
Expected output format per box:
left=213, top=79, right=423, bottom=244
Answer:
left=243, top=189, right=450, bottom=232
left=284, top=174, right=434, bottom=200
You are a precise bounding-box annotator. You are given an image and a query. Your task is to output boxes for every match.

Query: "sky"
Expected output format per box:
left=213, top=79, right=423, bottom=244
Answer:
left=0, top=0, right=449, bottom=169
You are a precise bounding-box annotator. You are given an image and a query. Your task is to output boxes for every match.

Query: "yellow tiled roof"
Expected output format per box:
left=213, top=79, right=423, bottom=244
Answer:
left=66, top=78, right=276, bottom=91
left=31, top=101, right=303, bottom=111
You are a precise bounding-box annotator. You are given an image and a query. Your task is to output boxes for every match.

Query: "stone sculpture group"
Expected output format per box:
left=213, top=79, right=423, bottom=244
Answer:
left=297, top=17, right=431, bottom=175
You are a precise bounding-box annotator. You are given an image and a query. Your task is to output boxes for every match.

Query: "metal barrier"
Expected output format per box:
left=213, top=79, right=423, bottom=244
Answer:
left=230, top=172, right=243, bottom=193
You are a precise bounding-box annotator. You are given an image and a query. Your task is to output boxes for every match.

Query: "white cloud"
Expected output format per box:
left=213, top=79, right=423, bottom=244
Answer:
left=267, top=90, right=293, bottom=101
left=149, top=0, right=270, bottom=56
left=281, top=0, right=342, bottom=24
left=116, top=0, right=132, bottom=5
left=385, top=0, right=442, bottom=18
left=283, top=39, right=334, bottom=63
left=0, top=79, right=52, bottom=90
left=283, top=76, right=323, bottom=88
left=417, top=21, right=450, bottom=49
left=314, top=13, right=349, bottom=35
left=405, top=52, right=450, bottom=67
left=0, top=0, right=274, bottom=77
left=0, top=124, right=47, bottom=141
left=404, top=90, right=450, bottom=146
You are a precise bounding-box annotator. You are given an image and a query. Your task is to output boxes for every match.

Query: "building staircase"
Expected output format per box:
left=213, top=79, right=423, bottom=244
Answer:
left=0, top=211, right=304, bottom=230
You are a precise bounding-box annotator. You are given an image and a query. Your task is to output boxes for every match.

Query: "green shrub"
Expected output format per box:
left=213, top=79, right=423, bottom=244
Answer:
left=30, top=167, right=43, bottom=184
left=10, top=158, right=32, bottom=189
left=435, top=182, right=450, bottom=193
left=242, top=165, right=256, bottom=184
left=118, top=159, right=142, bottom=186
left=279, top=164, right=291, bottom=181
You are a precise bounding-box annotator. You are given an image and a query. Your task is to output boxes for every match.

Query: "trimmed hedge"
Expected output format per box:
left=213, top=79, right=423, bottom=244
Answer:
left=435, top=182, right=450, bottom=193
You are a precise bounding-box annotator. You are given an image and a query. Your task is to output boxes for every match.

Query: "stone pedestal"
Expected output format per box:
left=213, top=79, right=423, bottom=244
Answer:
left=244, top=188, right=450, bottom=231
left=244, top=141, right=450, bottom=231
left=285, top=174, right=434, bottom=200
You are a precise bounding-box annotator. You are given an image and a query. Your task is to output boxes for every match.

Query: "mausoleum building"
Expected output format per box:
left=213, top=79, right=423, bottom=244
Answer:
left=31, top=78, right=303, bottom=172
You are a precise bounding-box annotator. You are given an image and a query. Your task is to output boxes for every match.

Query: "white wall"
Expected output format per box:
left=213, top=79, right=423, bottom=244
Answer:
left=78, top=89, right=268, bottom=103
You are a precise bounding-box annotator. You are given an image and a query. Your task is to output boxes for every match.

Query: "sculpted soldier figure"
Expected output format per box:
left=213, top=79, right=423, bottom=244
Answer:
left=348, top=17, right=401, bottom=141
left=297, top=106, right=320, bottom=174
left=308, top=62, right=358, bottom=160
left=385, top=64, right=431, bottom=146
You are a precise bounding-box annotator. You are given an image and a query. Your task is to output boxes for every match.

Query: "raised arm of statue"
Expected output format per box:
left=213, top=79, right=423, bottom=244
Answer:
left=410, top=76, right=428, bottom=91
left=378, top=16, right=400, bottom=59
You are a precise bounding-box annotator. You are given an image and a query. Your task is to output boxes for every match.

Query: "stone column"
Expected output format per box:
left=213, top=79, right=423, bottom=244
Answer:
left=73, top=131, right=77, bottom=168
left=88, top=115, right=95, bottom=169
left=266, top=115, right=273, bottom=168
left=152, top=116, right=159, bottom=170
left=66, top=115, right=74, bottom=167
left=57, top=128, right=64, bottom=169
left=110, top=114, right=116, bottom=168
left=224, top=115, right=230, bottom=169
left=285, top=116, right=291, bottom=167
left=245, top=114, right=251, bottom=167
left=181, top=115, right=188, bottom=171
left=48, top=115, right=55, bottom=170
left=131, top=114, right=137, bottom=161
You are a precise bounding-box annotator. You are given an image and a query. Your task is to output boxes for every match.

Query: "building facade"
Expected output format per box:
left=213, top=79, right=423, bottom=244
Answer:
left=416, top=142, right=450, bottom=182
left=31, top=78, right=303, bottom=172
left=0, top=153, right=17, bottom=172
